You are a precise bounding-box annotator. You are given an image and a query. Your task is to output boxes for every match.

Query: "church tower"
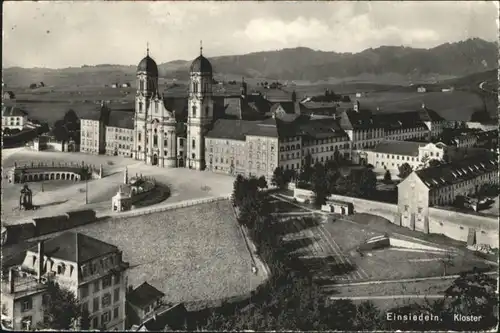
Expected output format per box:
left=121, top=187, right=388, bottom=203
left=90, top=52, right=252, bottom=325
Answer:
left=186, top=42, right=214, bottom=170
left=133, top=45, right=159, bottom=162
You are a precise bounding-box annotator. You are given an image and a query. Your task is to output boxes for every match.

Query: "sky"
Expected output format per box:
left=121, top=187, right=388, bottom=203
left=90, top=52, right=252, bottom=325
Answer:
left=3, top=1, right=498, bottom=68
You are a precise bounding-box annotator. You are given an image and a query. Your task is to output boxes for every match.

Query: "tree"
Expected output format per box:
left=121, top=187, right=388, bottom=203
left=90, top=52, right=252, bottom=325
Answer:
left=383, top=170, right=392, bottom=184
left=29, top=83, right=37, bottom=89
left=440, top=250, right=455, bottom=276
left=443, top=269, right=498, bottom=330
left=257, top=176, right=268, bottom=190
left=271, top=167, right=286, bottom=189
left=398, top=163, right=413, bottom=179
left=291, top=90, right=297, bottom=103
left=325, top=169, right=341, bottom=195
left=346, top=168, right=377, bottom=198
left=232, top=174, right=246, bottom=207
left=428, top=159, right=441, bottom=167
left=334, top=175, right=349, bottom=195
left=35, top=282, right=84, bottom=330
left=311, top=162, right=328, bottom=206
left=299, top=153, right=313, bottom=183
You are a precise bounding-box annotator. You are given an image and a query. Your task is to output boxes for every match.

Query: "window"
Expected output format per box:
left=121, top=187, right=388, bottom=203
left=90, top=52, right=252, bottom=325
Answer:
left=417, top=207, right=423, bottom=214
left=92, top=317, right=98, bottom=329
left=102, top=293, right=111, bottom=308
left=93, top=297, right=99, bottom=312
left=192, top=139, right=195, bottom=149
left=114, top=288, right=120, bottom=303
left=153, top=134, right=158, bottom=146
left=57, top=264, right=65, bottom=275
left=205, top=106, right=209, bottom=116
left=21, top=298, right=33, bottom=312
left=138, top=133, right=142, bottom=141
left=103, top=275, right=112, bottom=289
left=192, top=105, right=197, bottom=117
left=101, top=311, right=111, bottom=324
left=81, top=285, right=89, bottom=298
left=404, top=205, right=409, bottom=212
left=114, top=307, right=119, bottom=319
left=94, top=280, right=100, bottom=292
left=82, top=302, right=89, bottom=313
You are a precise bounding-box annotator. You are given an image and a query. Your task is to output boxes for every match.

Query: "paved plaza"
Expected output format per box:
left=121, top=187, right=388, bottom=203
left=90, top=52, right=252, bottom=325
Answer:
left=2, top=148, right=234, bottom=224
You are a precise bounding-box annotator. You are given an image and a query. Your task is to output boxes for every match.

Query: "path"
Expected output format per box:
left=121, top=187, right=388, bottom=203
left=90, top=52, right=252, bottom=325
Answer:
left=329, top=295, right=445, bottom=300
left=270, top=193, right=369, bottom=282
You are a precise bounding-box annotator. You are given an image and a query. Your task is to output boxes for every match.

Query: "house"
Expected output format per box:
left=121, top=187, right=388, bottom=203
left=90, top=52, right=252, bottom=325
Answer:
left=417, top=86, right=426, bottom=93
left=362, top=141, right=447, bottom=174
left=126, top=282, right=165, bottom=327
left=396, top=155, right=498, bottom=231
left=2, top=105, right=29, bottom=131
left=14, top=232, right=130, bottom=330
left=1, top=268, right=48, bottom=330
left=121, top=83, right=131, bottom=88
left=127, top=302, right=188, bottom=331
left=3, top=91, right=16, bottom=100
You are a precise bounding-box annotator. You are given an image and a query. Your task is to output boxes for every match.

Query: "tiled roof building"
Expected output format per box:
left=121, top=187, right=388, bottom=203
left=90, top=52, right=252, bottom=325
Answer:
left=397, top=155, right=499, bottom=232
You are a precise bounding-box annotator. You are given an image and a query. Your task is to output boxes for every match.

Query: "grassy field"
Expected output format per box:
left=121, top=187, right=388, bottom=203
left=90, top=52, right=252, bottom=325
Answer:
left=351, top=91, right=484, bottom=121
left=34, top=200, right=266, bottom=304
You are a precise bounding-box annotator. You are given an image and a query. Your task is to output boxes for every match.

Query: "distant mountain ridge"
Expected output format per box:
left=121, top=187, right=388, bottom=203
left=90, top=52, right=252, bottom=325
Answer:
left=3, top=38, right=498, bottom=86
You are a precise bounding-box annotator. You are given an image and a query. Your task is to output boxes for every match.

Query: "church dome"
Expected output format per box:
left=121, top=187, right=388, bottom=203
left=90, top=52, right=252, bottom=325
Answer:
left=190, top=55, right=212, bottom=74
left=137, top=55, right=158, bottom=77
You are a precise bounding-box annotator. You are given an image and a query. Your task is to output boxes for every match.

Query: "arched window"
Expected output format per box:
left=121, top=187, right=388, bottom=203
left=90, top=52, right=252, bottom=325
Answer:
left=193, top=82, right=198, bottom=94
left=205, top=106, right=209, bottom=117
left=138, top=101, right=143, bottom=113
left=192, top=105, right=197, bottom=117
left=138, top=133, right=142, bottom=141
left=139, top=80, right=144, bottom=92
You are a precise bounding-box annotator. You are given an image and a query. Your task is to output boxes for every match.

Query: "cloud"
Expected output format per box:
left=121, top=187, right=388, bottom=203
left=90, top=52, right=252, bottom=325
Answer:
left=2, top=1, right=497, bottom=68
left=233, top=17, right=330, bottom=45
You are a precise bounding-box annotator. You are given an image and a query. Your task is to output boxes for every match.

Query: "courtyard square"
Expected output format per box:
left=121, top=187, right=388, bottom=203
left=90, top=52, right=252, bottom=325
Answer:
left=2, top=148, right=234, bottom=224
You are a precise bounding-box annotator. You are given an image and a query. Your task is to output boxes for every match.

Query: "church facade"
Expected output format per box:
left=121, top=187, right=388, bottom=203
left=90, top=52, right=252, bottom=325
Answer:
left=132, top=47, right=213, bottom=170
left=81, top=45, right=450, bottom=182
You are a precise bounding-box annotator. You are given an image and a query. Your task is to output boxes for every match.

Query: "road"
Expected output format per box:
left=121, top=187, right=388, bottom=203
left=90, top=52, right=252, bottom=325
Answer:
left=479, top=81, right=496, bottom=95
left=329, top=295, right=444, bottom=301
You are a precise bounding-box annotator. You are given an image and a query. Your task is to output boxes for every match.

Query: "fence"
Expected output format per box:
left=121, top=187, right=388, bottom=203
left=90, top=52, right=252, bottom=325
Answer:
left=108, top=195, right=232, bottom=219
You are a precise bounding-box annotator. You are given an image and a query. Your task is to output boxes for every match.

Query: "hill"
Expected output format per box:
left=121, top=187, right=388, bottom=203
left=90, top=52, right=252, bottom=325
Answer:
left=2, top=38, right=497, bottom=87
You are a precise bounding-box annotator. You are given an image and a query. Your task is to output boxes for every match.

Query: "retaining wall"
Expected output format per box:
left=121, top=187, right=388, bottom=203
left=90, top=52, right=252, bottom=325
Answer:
left=293, top=188, right=498, bottom=249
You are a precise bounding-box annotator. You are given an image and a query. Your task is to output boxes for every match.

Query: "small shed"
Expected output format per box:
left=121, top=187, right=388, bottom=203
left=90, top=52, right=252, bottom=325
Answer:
left=323, top=199, right=354, bottom=215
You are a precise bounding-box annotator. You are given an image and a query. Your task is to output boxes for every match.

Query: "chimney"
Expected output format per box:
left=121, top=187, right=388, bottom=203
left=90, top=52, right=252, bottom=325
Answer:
left=37, top=241, right=44, bottom=282
left=9, top=268, right=14, bottom=294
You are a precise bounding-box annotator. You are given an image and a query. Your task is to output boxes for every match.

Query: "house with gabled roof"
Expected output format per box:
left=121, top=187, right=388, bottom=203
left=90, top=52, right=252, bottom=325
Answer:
left=397, top=155, right=498, bottom=232
left=12, top=232, right=130, bottom=331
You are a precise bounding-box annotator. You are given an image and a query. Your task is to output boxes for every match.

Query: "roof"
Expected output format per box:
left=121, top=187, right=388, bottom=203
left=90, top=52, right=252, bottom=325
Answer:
left=163, top=97, right=188, bottom=122
left=2, top=105, right=28, bottom=117
left=338, top=110, right=379, bottom=130
left=27, top=232, right=119, bottom=264
left=108, top=110, right=135, bottom=129
left=3, top=91, right=15, bottom=98
left=137, top=55, right=159, bottom=77
left=370, top=141, right=428, bottom=156
left=418, top=107, right=445, bottom=122
left=270, top=102, right=298, bottom=115
left=205, top=119, right=278, bottom=140
left=374, top=111, right=427, bottom=130
left=190, top=54, right=212, bottom=73
left=127, top=282, right=165, bottom=308
left=415, top=156, right=498, bottom=189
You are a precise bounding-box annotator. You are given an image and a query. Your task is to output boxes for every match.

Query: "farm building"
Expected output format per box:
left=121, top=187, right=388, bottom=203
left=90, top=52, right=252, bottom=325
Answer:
left=3, top=91, right=16, bottom=100
left=2, top=105, right=28, bottom=131
left=417, top=86, right=426, bottom=93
